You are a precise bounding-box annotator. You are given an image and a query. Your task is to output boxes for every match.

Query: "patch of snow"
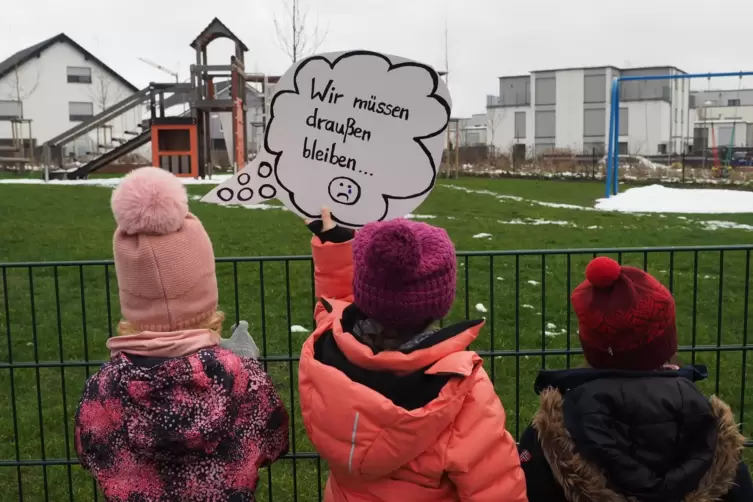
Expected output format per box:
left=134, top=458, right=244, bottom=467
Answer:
left=443, top=184, right=592, bottom=211
left=475, top=303, right=488, bottom=313
left=527, top=280, right=540, bottom=286
left=290, top=325, right=309, bottom=333
left=587, top=225, right=601, bottom=230
left=498, top=218, right=573, bottom=226
left=243, top=204, right=287, bottom=211
left=595, top=185, right=753, bottom=214
left=546, top=322, right=557, bottom=330
left=0, top=174, right=233, bottom=188
left=522, top=304, right=534, bottom=309
left=699, top=220, right=753, bottom=231
left=473, top=233, right=492, bottom=239
left=405, top=214, right=437, bottom=220
left=544, top=331, right=560, bottom=338
left=496, top=277, right=504, bottom=281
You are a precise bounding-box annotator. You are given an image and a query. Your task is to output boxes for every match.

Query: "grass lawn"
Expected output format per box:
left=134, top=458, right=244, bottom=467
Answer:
left=1, top=175, right=753, bottom=501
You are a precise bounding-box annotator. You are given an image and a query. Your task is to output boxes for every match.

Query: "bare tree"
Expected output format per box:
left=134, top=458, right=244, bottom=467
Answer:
left=2, top=64, right=39, bottom=105
left=88, top=68, right=125, bottom=113
left=487, top=109, right=502, bottom=158
left=273, top=0, right=328, bottom=63
left=87, top=68, right=125, bottom=150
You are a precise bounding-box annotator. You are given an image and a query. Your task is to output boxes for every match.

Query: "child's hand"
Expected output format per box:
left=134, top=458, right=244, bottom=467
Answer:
left=304, top=206, right=335, bottom=231
left=305, top=206, right=354, bottom=243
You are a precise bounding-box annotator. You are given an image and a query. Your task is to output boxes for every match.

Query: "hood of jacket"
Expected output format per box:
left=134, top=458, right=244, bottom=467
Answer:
left=299, top=300, right=485, bottom=482
left=532, top=366, right=745, bottom=502
left=82, top=347, right=250, bottom=460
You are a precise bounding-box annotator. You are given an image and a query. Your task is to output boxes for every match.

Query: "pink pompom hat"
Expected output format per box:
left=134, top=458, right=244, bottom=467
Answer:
left=352, top=219, right=457, bottom=330
left=111, top=167, right=217, bottom=332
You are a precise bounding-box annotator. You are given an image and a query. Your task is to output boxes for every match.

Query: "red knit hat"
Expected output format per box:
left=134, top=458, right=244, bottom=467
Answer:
left=571, top=257, right=677, bottom=371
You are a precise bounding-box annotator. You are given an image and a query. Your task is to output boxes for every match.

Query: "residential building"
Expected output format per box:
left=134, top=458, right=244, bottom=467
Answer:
left=458, top=113, right=488, bottom=146
left=210, top=79, right=276, bottom=165
left=0, top=33, right=142, bottom=159
left=689, top=89, right=753, bottom=152
left=486, top=66, right=692, bottom=156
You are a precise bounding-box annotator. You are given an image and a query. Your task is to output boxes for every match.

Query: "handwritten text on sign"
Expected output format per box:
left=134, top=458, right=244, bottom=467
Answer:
left=202, top=51, right=451, bottom=228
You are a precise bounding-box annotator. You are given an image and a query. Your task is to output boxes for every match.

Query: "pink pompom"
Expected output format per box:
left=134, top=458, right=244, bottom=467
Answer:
left=364, top=219, right=421, bottom=278
left=111, top=167, right=188, bottom=235
left=586, top=257, right=622, bottom=288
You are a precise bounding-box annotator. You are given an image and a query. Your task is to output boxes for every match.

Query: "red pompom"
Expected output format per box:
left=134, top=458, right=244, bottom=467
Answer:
left=585, top=257, right=621, bottom=288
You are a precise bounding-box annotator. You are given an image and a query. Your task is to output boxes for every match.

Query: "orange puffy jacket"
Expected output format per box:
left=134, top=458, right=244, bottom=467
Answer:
left=298, top=236, right=528, bottom=502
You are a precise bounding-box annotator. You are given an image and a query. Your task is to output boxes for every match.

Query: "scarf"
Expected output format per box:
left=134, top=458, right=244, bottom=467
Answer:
left=106, top=329, right=221, bottom=358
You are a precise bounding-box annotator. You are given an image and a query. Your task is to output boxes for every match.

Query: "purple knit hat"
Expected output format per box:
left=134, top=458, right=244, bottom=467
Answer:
left=352, top=218, right=456, bottom=330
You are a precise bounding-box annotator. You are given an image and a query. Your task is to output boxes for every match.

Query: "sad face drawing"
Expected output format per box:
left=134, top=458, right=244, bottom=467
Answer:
left=328, top=177, right=362, bottom=205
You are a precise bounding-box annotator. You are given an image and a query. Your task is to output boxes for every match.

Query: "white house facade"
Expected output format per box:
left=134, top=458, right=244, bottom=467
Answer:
left=486, top=65, right=695, bottom=157
left=0, top=34, right=142, bottom=158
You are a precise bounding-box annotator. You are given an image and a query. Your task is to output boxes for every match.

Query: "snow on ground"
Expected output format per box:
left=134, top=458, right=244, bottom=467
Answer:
left=595, top=185, right=753, bottom=214
left=473, top=233, right=492, bottom=239
left=290, top=325, right=309, bottom=333
left=475, top=303, right=488, bottom=313
left=0, top=174, right=233, bottom=188
left=443, top=184, right=593, bottom=211
left=405, top=214, right=437, bottom=220
left=498, top=218, right=573, bottom=226
left=699, top=220, right=753, bottom=231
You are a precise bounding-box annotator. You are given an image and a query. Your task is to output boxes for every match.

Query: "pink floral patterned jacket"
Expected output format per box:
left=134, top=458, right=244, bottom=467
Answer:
left=75, top=347, right=289, bottom=501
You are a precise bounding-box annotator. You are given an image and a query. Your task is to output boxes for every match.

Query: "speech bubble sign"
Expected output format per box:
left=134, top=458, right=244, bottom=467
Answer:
left=202, top=50, right=451, bottom=228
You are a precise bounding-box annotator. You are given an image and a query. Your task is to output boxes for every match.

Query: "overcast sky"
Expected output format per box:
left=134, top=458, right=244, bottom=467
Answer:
left=3, top=0, right=753, bottom=117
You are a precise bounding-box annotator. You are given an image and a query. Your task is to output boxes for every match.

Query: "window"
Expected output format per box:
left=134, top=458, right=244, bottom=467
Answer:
left=535, top=77, right=556, bottom=105
left=514, top=111, right=526, bottom=139
left=583, top=142, right=605, bottom=155
left=658, top=143, right=667, bottom=154
left=618, top=142, right=628, bottom=155
left=0, top=100, right=22, bottom=120
left=535, top=110, right=555, bottom=138
left=619, top=108, right=629, bottom=135
left=584, top=74, right=606, bottom=103
left=728, top=98, right=741, bottom=106
left=584, top=109, right=606, bottom=136
left=67, top=66, right=92, bottom=84
left=534, top=142, right=555, bottom=156
left=69, top=101, right=94, bottom=121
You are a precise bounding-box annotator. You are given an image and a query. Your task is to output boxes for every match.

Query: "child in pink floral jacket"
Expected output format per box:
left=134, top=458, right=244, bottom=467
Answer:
left=74, top=168, right=289, bottom=501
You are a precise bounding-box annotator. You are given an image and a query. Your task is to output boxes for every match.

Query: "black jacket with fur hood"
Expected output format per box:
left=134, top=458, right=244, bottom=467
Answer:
left=517, top=365, right=753, bottom=502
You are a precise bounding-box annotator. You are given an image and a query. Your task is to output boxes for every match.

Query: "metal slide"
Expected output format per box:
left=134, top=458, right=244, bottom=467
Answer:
left=43, top=82, right=191, bottom=178
left=67, top=130, right=151, bottom=179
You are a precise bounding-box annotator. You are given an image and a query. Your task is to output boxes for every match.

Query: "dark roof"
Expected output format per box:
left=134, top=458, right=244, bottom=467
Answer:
left=0, top=33, right=139, bottom=93
left=190, top=17, right=248, bottom=52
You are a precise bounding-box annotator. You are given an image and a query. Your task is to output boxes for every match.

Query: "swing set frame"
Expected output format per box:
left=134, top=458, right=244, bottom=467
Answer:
left=605, top=71, right=753, bottom=198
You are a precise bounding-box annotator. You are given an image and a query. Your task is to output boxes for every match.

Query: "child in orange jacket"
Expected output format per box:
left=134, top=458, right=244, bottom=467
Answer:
left=298, top=208, right=527, bottom=502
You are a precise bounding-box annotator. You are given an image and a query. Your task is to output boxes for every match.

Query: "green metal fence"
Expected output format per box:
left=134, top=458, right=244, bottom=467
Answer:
left=1, top=244, right=752, bottom=501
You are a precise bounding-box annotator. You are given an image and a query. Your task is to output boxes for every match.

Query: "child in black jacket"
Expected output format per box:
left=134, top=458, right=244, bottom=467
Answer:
left=518, top=257, right=753, bottom=502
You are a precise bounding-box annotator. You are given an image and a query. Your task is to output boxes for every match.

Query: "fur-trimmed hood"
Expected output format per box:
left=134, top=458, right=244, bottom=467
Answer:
left=533, top=373, right=745, bottom=502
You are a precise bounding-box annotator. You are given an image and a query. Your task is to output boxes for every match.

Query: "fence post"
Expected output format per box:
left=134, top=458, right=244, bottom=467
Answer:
left=592, top=147, right=596, bottom=179
left=681, top=152, right=686, bottom=183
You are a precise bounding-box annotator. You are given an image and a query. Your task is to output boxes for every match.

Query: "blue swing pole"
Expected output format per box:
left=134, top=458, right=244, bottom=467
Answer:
left=605, top=78, right=619, bottom=197
left=611, top=83, right=621, bottom=196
